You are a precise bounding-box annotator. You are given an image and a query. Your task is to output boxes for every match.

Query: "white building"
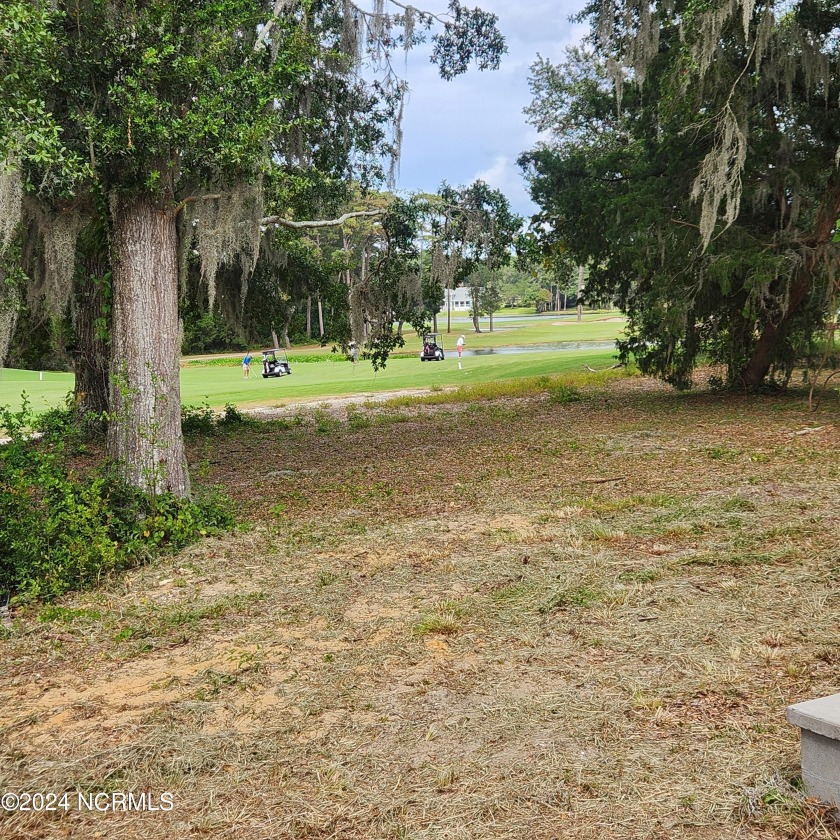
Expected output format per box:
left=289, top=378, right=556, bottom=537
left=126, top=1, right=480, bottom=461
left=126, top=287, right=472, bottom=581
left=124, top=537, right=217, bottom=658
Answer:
left=441, top=287, right=474, bottom=312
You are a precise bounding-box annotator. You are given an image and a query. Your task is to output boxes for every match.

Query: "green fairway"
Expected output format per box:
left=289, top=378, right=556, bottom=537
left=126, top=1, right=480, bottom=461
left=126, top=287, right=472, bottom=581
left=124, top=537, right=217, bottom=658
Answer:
left=0, top=347, right=621, bottom=415
left=0, top=312, right=625, bottom=415
left=0, top=369, right=75, bottom=415
left=400, top=311, right=625, bottom=349
left=181, top=346, right=620, bottom=408
left=192, top=311, right=626, bottom=360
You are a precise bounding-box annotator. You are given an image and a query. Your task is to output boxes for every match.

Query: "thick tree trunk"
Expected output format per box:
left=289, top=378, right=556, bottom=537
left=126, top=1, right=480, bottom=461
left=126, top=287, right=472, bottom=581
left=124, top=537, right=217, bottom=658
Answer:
left=72, top=242, right=110, bottom=425
left=108, top=196, right=190, bottom=498
left=432, top=311, right=438, bottom=332
left=740, top=272, right=811, bottom=389
left=317, top=296, right=324, bottom=337
left=489, top=311, right=494, bottom=332
left=472, top=310, right=482, bottom=333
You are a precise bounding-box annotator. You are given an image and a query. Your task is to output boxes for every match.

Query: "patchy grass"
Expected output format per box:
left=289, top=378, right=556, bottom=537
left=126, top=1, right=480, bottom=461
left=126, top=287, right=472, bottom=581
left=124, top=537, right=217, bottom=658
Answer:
left=1, top=378, right=839, bottom=839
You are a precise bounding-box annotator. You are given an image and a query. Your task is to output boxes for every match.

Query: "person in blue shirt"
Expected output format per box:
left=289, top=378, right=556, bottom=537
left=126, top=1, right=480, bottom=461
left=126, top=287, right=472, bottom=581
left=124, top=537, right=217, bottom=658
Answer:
left=242, top=352, right=253, bottom=378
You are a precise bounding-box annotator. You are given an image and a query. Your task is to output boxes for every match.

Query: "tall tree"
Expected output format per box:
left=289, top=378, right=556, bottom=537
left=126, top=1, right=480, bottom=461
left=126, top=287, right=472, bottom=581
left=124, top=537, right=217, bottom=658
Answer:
left=427, top=181, right=522, bottom=333
left=520, top=3, right=840, bottom=389
left=0, top=0, right=505, bottom=496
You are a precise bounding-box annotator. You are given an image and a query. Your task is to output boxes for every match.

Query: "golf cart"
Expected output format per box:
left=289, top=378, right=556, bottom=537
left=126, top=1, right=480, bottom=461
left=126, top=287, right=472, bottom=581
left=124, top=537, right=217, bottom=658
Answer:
left=420, top=333, right=445, bottom=362
left=262, top=348, right=292, bottom=378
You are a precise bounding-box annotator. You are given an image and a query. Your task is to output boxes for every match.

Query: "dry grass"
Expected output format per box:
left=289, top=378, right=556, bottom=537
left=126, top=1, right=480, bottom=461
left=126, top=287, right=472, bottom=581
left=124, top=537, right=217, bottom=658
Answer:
left=1, top=378, right=840, bottom=839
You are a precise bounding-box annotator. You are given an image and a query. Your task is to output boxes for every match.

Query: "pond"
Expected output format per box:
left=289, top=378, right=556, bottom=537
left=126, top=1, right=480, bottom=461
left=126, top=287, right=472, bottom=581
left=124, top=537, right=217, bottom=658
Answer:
left=457, top=340, right=617, bottom=356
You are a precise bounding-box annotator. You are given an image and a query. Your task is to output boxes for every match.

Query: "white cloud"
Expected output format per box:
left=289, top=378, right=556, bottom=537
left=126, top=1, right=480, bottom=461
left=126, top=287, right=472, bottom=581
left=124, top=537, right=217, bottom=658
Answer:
left=472, top=155, right=534, bottom=217
left=390, top=0, right=589, bottom=217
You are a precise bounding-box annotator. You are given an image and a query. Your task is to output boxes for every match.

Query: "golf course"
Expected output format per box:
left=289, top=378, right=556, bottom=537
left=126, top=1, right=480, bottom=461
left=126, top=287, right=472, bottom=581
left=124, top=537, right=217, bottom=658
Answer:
left=4, top=0, right=839, bottom=833
left=0, top=313, right=627, bottom=416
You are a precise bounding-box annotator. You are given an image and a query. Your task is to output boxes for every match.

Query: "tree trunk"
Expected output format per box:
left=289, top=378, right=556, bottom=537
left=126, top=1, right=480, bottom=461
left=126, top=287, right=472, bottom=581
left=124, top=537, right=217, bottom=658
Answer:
left=282, top=307, right=293, bottom=349
left=317, top=296, right=324, bottom=337
left=740, top=176, right=840, bottom=388
left=108, top=196, right=190, bottom=498
left=489, top=310, right=494, bottom=332
left=447, top=279, right=451, bottom=333
left=72, top=230, right=110, bottom=426
left=740, top=273, right=811, bottom=389
left=577, top=265, right=584, bottom=322
left=472, top=310, right=482, bottom=333
left=306, top=295, right=312, bottom=339
left=397, top=320, right=403, bottom=336
left=433, top=311, right=438, bottom=332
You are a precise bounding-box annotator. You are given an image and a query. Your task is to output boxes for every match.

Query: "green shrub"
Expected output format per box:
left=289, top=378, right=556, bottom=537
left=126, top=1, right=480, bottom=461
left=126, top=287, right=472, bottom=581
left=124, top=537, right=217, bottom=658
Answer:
left=548, top=384, right=583, bottom=405
left=181, top=402, right=216, bottom=437
left=218, top=402, right=253, bottom=428
left=35, top=393, right=106, bottom=444
left=0, top=400, right=235, bottom=604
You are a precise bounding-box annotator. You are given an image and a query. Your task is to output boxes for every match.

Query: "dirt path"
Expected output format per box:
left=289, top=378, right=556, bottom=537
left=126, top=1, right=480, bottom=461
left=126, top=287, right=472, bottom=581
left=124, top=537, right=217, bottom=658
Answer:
left=1, top=381, right=839, bottom=839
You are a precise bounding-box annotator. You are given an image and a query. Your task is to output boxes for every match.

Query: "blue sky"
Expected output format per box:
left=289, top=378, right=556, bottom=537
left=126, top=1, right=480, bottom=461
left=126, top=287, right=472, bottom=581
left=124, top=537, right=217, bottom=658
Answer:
left=390, top=1, right=589, bottom=219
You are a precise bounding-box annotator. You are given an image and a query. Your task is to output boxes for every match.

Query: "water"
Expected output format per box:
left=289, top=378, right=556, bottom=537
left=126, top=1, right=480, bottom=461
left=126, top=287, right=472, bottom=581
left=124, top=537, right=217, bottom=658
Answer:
left=455, top=340, right=617, bottom=357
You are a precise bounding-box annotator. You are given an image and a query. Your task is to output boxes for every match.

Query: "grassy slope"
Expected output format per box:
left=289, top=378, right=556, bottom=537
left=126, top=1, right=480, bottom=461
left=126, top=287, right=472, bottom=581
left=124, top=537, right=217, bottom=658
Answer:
left=0, top=376, right=838, bottom=839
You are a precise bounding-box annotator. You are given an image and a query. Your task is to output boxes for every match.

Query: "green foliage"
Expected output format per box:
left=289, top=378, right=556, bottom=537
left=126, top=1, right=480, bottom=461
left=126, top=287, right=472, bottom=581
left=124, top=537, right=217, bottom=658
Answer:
left=220, top=402, right=246, bottom=425
left=547, top=384, right=583, bottom=405
left=34, top=392, right=106, bottom=445
left=181, top=308, right=247, bottom=355
left=181, top=400, right=255, bottom=435
left=181, top=402, right=216, bottom=437
left=520, top=25, right=840, bottom=389
left=0, top=399, right=234, bottom=603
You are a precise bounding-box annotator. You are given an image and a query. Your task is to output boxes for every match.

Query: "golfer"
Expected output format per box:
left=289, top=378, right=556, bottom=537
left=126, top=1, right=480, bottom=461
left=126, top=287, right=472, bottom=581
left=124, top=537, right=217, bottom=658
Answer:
left=456, top=335, right=465, bottom=358
left=242, top=351, right=252, bottom=378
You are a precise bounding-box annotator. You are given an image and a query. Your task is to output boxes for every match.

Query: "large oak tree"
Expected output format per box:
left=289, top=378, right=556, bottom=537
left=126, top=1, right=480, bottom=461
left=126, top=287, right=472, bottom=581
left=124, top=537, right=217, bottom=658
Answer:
left=0, top=0, right=504, bottom=496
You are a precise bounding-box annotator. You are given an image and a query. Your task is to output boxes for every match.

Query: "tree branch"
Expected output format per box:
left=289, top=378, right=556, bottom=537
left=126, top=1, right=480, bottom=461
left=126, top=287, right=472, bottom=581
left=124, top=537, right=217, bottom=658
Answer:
left=253, top=0, right=297, bottom=54
left=260, top=209, right=386, bottom=229
left=173, top=193, right=224, bottom=215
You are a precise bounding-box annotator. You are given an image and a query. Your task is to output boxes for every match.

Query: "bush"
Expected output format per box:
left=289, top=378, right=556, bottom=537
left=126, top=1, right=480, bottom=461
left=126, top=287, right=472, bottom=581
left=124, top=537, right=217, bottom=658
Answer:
left=218, top=402, right=251, bottom=428
left=0, top=399, right=235, bottom=604
left=35, top=393, right=106, bottom=444
left=548, top=384, right=583, bottom=405
left=181, top=402, right=216, bottom=437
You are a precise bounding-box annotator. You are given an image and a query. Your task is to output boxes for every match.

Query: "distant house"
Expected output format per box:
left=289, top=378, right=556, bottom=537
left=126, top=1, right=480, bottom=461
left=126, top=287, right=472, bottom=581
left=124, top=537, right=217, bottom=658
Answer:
left=442, top=287, right=474, bottom=312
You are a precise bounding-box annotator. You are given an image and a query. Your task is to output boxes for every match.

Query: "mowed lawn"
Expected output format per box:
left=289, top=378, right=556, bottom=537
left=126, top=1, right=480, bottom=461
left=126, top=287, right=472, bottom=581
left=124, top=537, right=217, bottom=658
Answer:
left=0, top=314, right=626, bottom=415
left=1, top=375, right=838, bottom=839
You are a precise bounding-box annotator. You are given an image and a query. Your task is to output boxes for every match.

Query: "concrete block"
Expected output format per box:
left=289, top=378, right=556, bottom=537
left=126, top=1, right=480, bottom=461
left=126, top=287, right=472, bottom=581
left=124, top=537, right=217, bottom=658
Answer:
left=787, top=693, right=840, bottom=806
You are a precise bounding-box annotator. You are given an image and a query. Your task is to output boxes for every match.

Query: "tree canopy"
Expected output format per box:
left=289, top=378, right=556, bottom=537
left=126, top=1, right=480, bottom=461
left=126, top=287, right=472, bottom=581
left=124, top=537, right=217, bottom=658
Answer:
left=520, top=1, right=840, bottom=389
left=0, top=0, right=506, bottom=496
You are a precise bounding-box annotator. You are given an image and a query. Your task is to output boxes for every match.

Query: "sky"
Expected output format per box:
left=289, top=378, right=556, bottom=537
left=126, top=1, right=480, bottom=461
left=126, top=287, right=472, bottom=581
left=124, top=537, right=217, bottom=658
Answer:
left=391, top=1, right=589, bottom=219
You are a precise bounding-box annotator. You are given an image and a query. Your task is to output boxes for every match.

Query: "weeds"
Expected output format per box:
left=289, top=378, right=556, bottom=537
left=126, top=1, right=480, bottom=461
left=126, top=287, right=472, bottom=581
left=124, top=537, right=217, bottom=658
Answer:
left=540, top=584, right=603, bottom=613
left=0, top=400, right=235, bottom=603
left=384, top=368, right=630, bottom=408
